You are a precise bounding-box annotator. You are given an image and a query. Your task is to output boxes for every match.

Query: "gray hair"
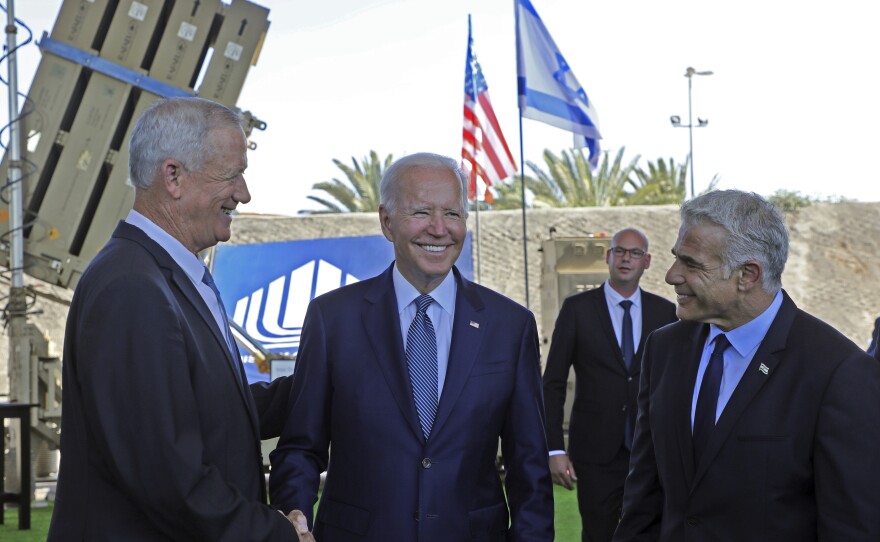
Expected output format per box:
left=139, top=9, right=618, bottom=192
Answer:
left=128, top=97, right=243, bottom=189
left=379, top=152, right=469, bottom=218
left=680, top=189, right=788, bottom=292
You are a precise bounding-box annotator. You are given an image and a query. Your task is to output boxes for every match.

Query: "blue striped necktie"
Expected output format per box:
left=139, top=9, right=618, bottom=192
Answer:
left=406, top=294, right=439, bottom=440
left=202, top=267, right=243, bottom=384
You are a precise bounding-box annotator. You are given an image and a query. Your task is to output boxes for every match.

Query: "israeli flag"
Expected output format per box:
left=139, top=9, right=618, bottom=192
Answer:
left=516, top=0, right=602, bottom=166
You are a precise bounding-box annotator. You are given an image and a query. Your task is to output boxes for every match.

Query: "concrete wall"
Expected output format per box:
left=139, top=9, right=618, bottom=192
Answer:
left=3, top=201, right=880, bottom=395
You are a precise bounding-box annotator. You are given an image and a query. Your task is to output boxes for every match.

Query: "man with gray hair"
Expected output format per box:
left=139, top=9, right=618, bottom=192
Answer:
left=614, top=190, right=880, bottom=541
left=269, top=152, right=554, bottom=541
left=48, top=97, right=308, bottom=540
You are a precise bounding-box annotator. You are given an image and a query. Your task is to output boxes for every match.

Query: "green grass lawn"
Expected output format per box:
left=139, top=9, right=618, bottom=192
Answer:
left=1, top=503, right=53, bottom=542
left=2, top=486, right=580, bottom=540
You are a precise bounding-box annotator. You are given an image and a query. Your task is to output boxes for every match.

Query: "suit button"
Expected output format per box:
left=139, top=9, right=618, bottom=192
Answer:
left=413, top=511, right=419, bottom=521
left=622, top=405, right=627, bottom=411
left=627, top=376, right=633, bottom=382
left=421, top=458, right=433, bottom=468
left=686, top=516, right=700, bottom=527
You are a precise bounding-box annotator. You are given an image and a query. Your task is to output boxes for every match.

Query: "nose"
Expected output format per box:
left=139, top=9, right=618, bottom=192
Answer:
left=426, top=212, right=448, bottom=236
left=234, top=175, right=251, bottom=205
left=665, top=259, right=681, bottom=286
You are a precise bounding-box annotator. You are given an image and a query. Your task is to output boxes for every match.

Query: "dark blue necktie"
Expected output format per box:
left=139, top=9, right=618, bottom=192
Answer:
left=619, top=300, right=635, bottom=449
left=620, top=300, right=634, bottom=369
left=202, top=267, right=243, bottom=384
left=693, top=334, right=730, bottom=463
left=406, top=295, right=439, bottom=440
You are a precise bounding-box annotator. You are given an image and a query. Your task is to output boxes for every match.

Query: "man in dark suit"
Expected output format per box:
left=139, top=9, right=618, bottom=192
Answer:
left=269, top=153, right=554, bottom=541
left=614, top=190, right=880, bottom=541
left=543, top=228, right=676, bottom=542
left=867, top=316, right=880, bottom=360
left=48, top=97, right=306, bottom=541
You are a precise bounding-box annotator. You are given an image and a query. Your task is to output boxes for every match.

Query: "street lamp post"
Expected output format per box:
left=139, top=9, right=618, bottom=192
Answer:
left=670, top=66, right=713, bottom=199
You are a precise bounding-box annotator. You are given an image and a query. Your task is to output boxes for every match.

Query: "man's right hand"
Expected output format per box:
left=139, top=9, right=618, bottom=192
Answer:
left=549, top=454, right=577, bottom=490
left=285, top=509, right=317, bottom=541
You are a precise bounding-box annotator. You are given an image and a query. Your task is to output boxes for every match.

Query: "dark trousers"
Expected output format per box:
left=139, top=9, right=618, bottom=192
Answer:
left=573, top=445, right=631, bottom=542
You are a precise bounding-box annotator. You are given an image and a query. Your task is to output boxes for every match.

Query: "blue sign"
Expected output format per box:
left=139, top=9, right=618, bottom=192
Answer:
left=213, top=233, right=474, bottom=382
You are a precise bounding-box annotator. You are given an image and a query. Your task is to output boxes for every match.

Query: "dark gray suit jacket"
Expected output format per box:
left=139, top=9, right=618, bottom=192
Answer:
left=615, top=291, right=880, bottom=541
left=48, top=221, right=292, bottom=541
left=543, top=284, right=677, bottom=464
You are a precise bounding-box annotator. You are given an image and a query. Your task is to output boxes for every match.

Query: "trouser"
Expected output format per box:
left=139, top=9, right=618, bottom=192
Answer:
left=573, top=445, right=631, bottom=542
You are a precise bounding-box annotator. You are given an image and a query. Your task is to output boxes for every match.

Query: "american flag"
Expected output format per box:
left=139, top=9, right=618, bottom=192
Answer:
left=462, top=18, right=517, bottom=205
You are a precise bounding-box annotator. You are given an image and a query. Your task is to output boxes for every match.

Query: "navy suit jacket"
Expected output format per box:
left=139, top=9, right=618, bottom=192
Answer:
left=269, top=265, right=554, bottom=541
left=543, top=284, right=676, bottom=464
left=48, top=222, right=293, bottom=541
left=614, top=291, right=880, bottom=541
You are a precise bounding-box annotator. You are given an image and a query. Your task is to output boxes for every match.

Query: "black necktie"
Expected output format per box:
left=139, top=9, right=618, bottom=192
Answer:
left=619, top=300, right=634, bottom=369
left=619, top=300, right=635, bottom=449
left=693, top=334, right=730, bottom=464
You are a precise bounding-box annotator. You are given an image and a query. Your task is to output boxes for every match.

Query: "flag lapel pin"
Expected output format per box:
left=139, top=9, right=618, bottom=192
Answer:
left=759, top=363, right=769, bottom=375
left=470, top=321, right=480, bottom=329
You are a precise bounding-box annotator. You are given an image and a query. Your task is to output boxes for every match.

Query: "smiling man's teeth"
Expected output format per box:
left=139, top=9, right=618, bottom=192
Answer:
left=421, top=244, right=445, bottom=252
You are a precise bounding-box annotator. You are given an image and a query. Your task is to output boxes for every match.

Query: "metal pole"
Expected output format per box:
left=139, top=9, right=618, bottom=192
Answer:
left=514, top=0, right=529, bottom=309
left=468, top=15, right=482, bottom=284
left=5, top=0, right=34, bottom=510
left=687, top=74, right=695, bottom=200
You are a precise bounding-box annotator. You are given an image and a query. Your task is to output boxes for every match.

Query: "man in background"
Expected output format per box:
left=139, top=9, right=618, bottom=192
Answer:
left=543, top=228, right=676, bottom=541
left=48, top=97, right=305, bottom=541
left=269, top=152, right=554, bottom=541
left=614, top=190, right=880, bottom=541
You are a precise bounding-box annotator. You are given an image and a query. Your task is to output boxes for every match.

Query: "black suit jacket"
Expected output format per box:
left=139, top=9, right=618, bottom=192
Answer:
left=543, top=284, right=677, bottom=464
left=614, top=291, right=880, bottom=541
left=48, top=222, right=293, bottom=541
left=269, top=265, right=554, bottom=541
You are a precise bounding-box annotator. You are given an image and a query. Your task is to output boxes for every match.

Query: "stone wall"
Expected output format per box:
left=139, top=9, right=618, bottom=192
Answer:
left=2, top=201, right=879, bottom=394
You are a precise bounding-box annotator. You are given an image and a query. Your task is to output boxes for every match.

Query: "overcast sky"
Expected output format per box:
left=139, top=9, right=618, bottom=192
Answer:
left=4, top=0, right=879, bottom=216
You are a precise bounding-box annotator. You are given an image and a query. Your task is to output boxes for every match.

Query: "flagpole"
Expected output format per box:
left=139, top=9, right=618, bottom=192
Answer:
left=468, top=14, right=482, bottom=284
left=514, top=0, right=529, bottom=309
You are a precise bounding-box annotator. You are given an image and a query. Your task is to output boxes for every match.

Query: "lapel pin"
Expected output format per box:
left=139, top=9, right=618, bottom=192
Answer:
left=469, top=321, right=480, bottom=329
left=759, top=363, right=769, bottom=375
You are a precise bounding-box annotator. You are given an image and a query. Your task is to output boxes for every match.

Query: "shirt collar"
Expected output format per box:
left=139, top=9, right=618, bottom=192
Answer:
left=603, top=280, right=642, bottom=308
left=708, top=290, right=784, bottom=357
left=392, top=264, right=456, bottom=317
left=126, top=209, right=206, bottom=285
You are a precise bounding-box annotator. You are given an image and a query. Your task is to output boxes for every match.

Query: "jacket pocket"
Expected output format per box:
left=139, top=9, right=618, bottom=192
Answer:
left=317, top=498, right=370, bottom=536
left=468, top=501, right=509, bottom=538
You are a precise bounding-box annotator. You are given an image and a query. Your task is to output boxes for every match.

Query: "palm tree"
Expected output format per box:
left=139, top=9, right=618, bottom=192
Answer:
left=305, top=151, right=393, bottom=213
left=524, top=147, right=641, bottom=208
left=626, top=157, right=688, bottom=205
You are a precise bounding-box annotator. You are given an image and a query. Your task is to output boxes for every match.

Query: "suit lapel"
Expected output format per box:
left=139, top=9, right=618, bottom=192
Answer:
left=595, top=285, right=627, bottom=373
left=431, top=270, right=485, bottom=438
left=362, top=267, right=424, bottom=442
left=677, top=323, right=709, bottom=488
left=113, top=223, right=259, bottom=437
left=691, top=294, right=796, bottom=488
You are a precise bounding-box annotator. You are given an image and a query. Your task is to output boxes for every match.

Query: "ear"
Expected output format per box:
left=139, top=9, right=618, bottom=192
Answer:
left=161, top=159, right=185, bottom=199
left=738, top=260, right=763, bottom=291
left=643, top=252, right=652, bottom=270
left=378, top=205, right=394, bottom=242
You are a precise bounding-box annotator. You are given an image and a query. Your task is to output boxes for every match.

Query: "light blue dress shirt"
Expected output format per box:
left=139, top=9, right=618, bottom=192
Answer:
left=690, top=290, right=784, bottom=429
left=125, top=210, right=231, bottom=348
left=393, top=264, right=456, bottom=399
left=603, top=281, right=643, bottom=355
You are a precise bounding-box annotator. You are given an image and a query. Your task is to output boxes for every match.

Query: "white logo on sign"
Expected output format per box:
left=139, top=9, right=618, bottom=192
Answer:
left=178, top=22, right=197, bottom=42
left=128, top=1, right=148, bottom=21
left=224, top=42, right=243, bottom=62
left=232, top=259, right=360, bottom=351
